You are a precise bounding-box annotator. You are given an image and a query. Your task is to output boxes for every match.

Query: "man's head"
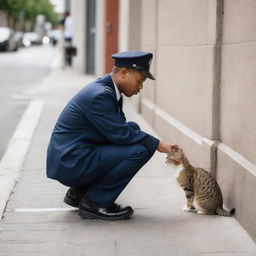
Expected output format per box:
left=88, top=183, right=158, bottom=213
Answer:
left=110, top=51, right=155, bottom=97
left=112, top=51, right=155, bottom=80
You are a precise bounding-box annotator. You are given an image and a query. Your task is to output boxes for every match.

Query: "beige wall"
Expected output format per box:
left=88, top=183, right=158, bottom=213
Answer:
left=140, top=0, right=219, bottom=166
left=146, top=0, right=217, bottom=139
left=140, top=0, right=158, bottom=127
left=72, top=0, right=105, bottom=76
left=139, top=0, right=256, bottom=241
left=220, top=0, right=256, bottom=164
left=71, top=0, right=86, bottom=72
left=216, top=0, right=256, bottom=242
left=95, top=0, right=105, bottom=76
left=119, top=0, right=143, bottom=111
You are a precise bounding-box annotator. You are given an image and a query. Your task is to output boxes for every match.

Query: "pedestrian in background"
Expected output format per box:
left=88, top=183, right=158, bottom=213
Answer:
left=61, top=11, right=74, bottom=66
left=63, top=11, right=72, bottom=44
left=47, top=51, right=179, bottom=220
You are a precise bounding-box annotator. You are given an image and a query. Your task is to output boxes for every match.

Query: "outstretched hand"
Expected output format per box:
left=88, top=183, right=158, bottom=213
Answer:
left=157, top=141, right=179, bottom=154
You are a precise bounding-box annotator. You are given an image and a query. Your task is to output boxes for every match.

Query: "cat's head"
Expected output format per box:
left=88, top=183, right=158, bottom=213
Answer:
left=166, top=148, right=184, bottom=166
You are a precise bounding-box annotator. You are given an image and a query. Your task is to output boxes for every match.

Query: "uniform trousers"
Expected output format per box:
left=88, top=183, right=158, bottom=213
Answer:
left=70, top=122, right=153, bottom=207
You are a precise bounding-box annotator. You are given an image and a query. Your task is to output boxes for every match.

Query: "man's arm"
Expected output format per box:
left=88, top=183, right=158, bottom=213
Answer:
left=84, top=92, right=159, bottom=153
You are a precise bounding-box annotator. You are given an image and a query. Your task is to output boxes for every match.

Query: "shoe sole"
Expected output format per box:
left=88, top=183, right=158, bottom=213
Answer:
left=63, top=197, right=79, bottom=208
left=78, top=209, right=133, bottom=221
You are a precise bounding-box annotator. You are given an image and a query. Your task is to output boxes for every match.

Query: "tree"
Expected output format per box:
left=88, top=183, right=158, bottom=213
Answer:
left=0, top=0, right=59, bottom=30
left=0, top=0, right=23, bottom=27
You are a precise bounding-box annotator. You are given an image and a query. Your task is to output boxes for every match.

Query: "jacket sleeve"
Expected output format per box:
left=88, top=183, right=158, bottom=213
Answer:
left=84, top=91, right=159, bottom=154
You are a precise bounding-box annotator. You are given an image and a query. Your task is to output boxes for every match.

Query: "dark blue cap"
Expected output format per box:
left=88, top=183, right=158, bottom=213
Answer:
left=112, top=51, right=155, bottom=80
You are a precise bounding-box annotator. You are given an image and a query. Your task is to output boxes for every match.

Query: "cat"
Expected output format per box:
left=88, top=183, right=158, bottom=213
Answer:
left=166, top=148, right=235, bottom=217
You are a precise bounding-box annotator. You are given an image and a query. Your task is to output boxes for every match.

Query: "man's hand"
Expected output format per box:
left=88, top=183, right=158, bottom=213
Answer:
left=157, top=141, right=179, bottom=154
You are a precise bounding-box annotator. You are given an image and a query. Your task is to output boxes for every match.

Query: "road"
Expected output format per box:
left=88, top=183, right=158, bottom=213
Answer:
left=0, top=44, right=57, bottom=159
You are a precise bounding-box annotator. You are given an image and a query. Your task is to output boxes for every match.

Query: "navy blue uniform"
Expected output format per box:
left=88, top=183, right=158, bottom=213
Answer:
left=47, top=74, right=159, bottom=206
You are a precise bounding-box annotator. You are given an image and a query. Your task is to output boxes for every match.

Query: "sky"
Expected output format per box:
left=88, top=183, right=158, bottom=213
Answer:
left=50, top=0, right=64, bottom=13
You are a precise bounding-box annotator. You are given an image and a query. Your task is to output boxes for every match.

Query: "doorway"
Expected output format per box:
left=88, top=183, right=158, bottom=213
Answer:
left=104, top=0, right=119, bottom=73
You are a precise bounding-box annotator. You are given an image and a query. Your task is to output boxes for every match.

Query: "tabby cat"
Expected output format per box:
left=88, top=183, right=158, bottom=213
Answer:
left=166, top=148, right=235, bottom=217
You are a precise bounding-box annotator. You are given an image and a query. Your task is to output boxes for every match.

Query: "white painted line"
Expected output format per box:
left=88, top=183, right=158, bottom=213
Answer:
left=51, top=47, right=63, bottom=70
left=11, top=94, right=30, bottom=101
left=10, top=208, right=77, bottom=213
left=0, top=100, right=45, bottom=219
left=51, top=53, right=62, bottom=70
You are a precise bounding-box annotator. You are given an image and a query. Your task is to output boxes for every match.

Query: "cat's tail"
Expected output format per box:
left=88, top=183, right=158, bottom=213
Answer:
left=216, top=207, right=235, bottom=217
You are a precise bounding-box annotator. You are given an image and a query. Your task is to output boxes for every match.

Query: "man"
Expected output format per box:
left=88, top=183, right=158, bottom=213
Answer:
left=47, top=51, right=178, bottom=220
left=61, top=11, right=75, bottom=66
left=63, top=11, right=72, bottom=44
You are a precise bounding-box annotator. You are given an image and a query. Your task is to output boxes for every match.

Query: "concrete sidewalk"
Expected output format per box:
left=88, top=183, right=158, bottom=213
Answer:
left=0, top=67, right=256, bottom=256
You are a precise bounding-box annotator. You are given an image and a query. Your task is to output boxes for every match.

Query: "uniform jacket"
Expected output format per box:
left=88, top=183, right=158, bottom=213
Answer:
left=46, top=74, right=159, bottom=186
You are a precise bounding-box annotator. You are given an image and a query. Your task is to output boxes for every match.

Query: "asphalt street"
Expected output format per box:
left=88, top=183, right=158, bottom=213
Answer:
left=0, top=44, right=57, bottom=159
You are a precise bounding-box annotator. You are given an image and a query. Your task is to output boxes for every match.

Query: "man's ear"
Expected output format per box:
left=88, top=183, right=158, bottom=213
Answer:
left=120, top=68, right=128, bottom=79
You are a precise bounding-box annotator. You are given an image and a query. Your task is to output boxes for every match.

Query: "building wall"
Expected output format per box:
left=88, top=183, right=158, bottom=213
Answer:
left=95, top=0, right=105, bottom=76
left=139, top=0, right=256, bottom=241
left=71, top=0, right=86, bottom=72
left=220, top=0, right=256, bottom=165
left=119, top=0, right=130, bottom=52
left=216, top=0, right=256, bottom=242
left=140, top=0, right=218, bottom=167
left=71, top=0, right=105, bottom=76
left=119, top=0, right=142, bottom=52
left=119, top=0, right=142, bottom=111
left=140, top=0, right=158, bottom=127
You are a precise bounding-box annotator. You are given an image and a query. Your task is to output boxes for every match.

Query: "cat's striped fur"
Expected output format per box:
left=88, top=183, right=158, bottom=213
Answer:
left=166, top=149, right=235, bottom=217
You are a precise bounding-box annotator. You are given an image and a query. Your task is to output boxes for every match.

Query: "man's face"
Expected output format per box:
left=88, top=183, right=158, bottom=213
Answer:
left=119, top=69, right=146, bottom=97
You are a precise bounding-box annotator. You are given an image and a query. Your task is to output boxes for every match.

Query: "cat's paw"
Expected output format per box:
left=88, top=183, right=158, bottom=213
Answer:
left=183, top=205, right=194, bottom=212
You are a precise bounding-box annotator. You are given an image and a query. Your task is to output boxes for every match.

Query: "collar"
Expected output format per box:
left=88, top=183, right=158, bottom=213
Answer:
left=111, top=76, right=121, bottom=101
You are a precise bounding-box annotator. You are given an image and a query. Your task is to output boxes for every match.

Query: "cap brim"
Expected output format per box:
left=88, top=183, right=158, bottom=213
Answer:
left=141, top=70, right=155, bottom=80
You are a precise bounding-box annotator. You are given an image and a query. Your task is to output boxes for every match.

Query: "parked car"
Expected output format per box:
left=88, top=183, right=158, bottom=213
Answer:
left=14, top=31, right=24, bottom=48
left=23, top=32, right=41, bottom=45
left=0, top=27, right=18, bottom=52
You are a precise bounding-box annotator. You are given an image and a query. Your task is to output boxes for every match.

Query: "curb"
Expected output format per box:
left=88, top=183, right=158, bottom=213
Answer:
left=0, top=100, right=45, bottom=219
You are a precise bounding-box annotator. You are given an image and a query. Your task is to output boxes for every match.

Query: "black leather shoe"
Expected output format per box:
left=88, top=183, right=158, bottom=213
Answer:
left=64, top=188, right=85, bottom=207
left=64, top=188, right=122, bottom=209
left=78, top=197, right=134, bottom=220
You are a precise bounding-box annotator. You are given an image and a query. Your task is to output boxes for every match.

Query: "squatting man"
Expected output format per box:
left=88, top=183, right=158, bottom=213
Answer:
left=47, top=51, right=179, bottom=220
